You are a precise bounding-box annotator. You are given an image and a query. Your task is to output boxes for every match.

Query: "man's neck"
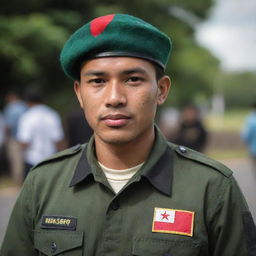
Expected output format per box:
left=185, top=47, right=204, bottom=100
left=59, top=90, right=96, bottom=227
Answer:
left=94, top=129, right=155, bottom=170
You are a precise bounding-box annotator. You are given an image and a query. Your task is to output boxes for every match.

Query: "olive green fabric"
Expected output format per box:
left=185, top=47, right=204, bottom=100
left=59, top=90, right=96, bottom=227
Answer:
left=1, top=129, right=255, bottom=255
left=60, top=14, right=172, bottom=80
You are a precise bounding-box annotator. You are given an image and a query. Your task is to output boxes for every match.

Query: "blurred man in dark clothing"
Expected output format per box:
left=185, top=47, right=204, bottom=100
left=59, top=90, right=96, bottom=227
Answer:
left=66, top=107, right=93, bottom=147
left=174, top=104, right=208, bottom=152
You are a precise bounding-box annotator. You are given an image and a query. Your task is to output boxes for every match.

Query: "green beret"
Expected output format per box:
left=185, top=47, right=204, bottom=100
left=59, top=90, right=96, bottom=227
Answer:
left=60, top=14, right=172, bottom=80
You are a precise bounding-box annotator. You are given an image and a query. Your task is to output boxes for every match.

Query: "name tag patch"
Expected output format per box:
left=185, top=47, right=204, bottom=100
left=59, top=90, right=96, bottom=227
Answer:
left=152, top=207, right=194, bottom=237
left=41, top=216, right=77, bottom=230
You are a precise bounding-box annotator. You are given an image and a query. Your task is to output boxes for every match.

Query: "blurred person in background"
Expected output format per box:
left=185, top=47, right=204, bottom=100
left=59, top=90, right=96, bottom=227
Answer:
left=173, top=104, right=208, bottom=153
left=17, top=87, right=65, bottom=179
left=3, top=90, right=27, bottom=185
left=65, top=106, right=93, bottom=147
left=0, top=111, right=6, bottom=172
left=0, top=112, right=5, bottom=149
left=241, top=102, right=256, bottom=171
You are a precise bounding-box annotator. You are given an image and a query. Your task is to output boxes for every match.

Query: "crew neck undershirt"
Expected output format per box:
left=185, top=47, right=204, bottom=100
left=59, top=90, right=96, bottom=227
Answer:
left=98, top=161, right=144, bottom=194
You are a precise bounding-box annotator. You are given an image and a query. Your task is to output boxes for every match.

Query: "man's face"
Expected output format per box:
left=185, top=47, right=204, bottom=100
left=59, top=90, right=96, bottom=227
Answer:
left=74, top=57, right=170, bottom=146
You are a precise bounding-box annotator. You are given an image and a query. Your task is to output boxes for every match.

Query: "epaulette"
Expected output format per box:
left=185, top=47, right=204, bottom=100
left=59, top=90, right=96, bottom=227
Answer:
left=31, top=144, right=84, bottom=170
left=171, top=144, right=233, bottom=178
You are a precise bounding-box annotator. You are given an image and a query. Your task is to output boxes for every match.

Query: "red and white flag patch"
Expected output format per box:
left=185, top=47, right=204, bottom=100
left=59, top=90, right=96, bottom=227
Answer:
left=152, top=207, right=194, bottom=237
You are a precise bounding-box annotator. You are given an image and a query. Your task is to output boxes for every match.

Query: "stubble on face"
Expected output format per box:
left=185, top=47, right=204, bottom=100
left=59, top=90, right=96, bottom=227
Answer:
left=94, top=96, right=157, bottom=146
left=75, top=57, right=164, bottom=147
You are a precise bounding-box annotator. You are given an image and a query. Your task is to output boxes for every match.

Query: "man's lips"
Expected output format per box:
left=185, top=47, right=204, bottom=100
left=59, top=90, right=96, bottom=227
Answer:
left=101, top=114, right=131, bottom=127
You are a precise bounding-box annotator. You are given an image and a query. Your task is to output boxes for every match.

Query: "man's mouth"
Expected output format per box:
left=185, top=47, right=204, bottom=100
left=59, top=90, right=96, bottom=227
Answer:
left=101, top=114, right=131, bottom=127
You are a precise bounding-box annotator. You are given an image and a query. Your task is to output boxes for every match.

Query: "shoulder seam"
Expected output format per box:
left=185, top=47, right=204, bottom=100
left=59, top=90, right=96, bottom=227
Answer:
left=169, top=143, right=233, bottom=178
left=31, top=144, right=85, bottom=170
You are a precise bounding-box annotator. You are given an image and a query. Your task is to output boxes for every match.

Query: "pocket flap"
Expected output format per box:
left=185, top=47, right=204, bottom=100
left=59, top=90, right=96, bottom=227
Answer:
left=34, top=230, right=83, bottom=255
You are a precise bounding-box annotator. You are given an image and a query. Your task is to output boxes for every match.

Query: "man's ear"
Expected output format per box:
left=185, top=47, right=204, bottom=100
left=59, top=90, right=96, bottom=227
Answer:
left=157, top=76, right=171, bottom=105
left=74, top=81, right=84, bottom=108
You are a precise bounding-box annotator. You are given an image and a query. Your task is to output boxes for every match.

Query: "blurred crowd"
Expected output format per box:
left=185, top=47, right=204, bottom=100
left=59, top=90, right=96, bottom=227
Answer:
left=0, top=88, right=93, bottom=186
left=0, top=88, right=210, bottom=186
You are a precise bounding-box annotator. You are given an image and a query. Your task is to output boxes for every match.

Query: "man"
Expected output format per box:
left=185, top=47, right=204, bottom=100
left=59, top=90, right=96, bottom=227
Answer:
left=0, top=111, right=6, bottom=174
left=242, top=102, right=256, bottom=171
left=3, top=90, right=27, bottom=185
left=16, top=87, right=65, bottom=179
left=174, top=104, right=208, bottom=153
left=1, top=14, right=255, bottom=256
left=66, top=107, right=93, bottom=147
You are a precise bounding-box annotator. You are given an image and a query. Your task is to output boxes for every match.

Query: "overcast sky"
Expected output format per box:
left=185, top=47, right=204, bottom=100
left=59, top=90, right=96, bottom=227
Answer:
left=195, top=0, right=256, bottom=72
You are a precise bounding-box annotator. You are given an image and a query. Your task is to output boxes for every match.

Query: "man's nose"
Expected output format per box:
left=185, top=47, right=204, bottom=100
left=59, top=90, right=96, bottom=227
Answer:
left=105, top=81, right=127, bottom=108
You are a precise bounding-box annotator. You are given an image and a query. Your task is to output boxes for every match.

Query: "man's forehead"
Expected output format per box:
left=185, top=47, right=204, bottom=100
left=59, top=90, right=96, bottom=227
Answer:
left=81, top=57, right=155, bottom=74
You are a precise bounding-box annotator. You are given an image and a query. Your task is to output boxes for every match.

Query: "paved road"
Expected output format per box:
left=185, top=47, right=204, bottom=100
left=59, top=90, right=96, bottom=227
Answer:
left=0, top=158, right=255, bottom=246
left=0, top=188, right=19, bottom=246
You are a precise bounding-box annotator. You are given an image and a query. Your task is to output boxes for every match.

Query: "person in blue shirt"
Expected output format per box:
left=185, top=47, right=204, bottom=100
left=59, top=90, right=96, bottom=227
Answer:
left=241, top=102, right=256, bottom=170
left=3, top=90, right=27, bottom=185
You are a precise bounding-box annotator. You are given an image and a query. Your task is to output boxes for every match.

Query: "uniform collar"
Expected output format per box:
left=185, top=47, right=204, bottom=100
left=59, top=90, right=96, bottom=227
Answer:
left=69, top=144, right=92, bottom=187
left=69, top=126, right=173, bottom=196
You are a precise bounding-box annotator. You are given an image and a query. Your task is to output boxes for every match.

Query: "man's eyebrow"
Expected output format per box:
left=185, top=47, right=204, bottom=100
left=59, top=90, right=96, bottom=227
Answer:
left=82, top=71, right=106, bottom=77
left=82, top=67, right=148, bottom=77
left=121, top=68, right=147, bottom=75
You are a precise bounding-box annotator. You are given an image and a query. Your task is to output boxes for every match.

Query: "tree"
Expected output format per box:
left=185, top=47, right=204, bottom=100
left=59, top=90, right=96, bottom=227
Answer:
left=217, top=72, right=256, bottom=109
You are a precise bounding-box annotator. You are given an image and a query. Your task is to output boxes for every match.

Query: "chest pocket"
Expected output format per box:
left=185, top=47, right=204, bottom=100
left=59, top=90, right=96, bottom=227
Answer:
left=132, top=238, right=202, bottom=256
left=34, top=230, right=83, bottom=256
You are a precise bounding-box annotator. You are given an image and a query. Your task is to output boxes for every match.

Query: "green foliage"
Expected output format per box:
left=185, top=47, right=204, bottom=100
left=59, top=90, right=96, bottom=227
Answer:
left=0, top=14, right=68, bottom=73
left=171, top=0, right=214, bottom=19
left=219, top=72, right=256, bottom=109
left=0, top=12, right=80, bottom=101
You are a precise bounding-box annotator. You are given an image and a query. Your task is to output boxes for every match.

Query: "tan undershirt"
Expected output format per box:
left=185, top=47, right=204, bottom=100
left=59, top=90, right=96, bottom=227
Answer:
left=98, top=162, right=144, bottom=194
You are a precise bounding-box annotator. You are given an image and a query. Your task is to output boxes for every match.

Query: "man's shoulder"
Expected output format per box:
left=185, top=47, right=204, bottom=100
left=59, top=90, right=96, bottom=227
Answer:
left=31, top=144, right=85, bottom=171
left=168, top=143, right=233, bottom=178
left=19, top=107, right=34, bottom=121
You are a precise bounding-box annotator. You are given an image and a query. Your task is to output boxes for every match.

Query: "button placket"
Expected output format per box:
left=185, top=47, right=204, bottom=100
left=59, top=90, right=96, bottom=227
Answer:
left=110, top=201, right=120, bottom=211
left=100, top=196, right=123, bottom=254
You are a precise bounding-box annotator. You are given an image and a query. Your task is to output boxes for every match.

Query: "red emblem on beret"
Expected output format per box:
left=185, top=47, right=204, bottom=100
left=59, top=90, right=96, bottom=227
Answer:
left=90, top=14, right=115, bottom=37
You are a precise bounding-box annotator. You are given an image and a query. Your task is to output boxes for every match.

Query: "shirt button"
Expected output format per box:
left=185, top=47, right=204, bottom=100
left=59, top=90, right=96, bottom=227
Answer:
left=51, top=242, right=57, bottom=253
left=179, top=146, right=187, bottom=153
left=111, top=201, right=120, bottom=210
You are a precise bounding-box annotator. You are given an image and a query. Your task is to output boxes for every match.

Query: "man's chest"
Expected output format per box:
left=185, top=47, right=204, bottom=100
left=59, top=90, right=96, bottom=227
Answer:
left=32, top=181, right=209, bottom=256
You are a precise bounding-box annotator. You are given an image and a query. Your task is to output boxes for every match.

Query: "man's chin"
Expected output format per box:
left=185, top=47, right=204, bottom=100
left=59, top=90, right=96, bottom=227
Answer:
left=100, top=137, right=134, bottom=145
left=95, top=131, right=137, bottom=145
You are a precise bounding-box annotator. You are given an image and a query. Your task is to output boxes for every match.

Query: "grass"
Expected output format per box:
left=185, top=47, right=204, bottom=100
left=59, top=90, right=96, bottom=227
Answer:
left=204, top=108, right=251, bottom=160
left=205, top=109, right=250, bottom=132
left=0, top=176, right=16, bottom=189
left=206, top=149, right=248, bottom=160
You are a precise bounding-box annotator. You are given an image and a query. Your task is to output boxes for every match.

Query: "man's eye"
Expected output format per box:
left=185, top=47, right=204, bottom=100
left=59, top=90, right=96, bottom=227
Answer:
left=127, top=77, right=143, bottom=83
left=87, top=78, right=105, bottom=85
left=92, top=78, right=104, bottom=83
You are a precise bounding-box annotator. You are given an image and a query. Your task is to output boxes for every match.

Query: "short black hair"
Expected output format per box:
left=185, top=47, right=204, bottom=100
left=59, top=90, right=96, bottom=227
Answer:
left=154, top=63, right=165, bottom=81
left=23, top=87, right=44, bottom=103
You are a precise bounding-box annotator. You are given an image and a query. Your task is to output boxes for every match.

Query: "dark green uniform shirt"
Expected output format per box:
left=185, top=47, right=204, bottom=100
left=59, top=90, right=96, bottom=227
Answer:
left=1, top=128, right=255, bottom=256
